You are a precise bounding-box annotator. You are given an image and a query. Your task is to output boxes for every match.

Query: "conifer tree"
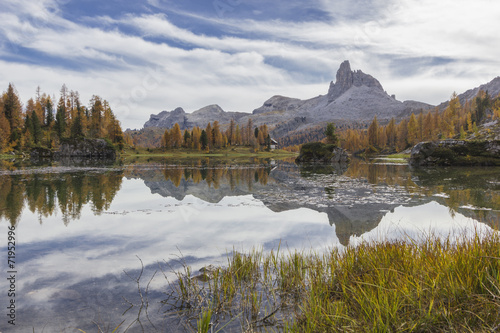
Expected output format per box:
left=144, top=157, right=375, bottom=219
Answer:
left=55, top=98, right=66, bottom=140
left=161, top=129, right=171, bottom=149
left=200, top=129, right=208, bottom=150
left=368, top=116, right=379, bottom=147
left=45, top=97, right=54, bottom=127
left=31, top=111, right=42, bottom=144
left=407, top=113, right=418, bottom=146
left=70, top=112, right=84, bottom=139
left=171, top=123, right=182, bottom=148
left=324, top=122, right=339, bottom=146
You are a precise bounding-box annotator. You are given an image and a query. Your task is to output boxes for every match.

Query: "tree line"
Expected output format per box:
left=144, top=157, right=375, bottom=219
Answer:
left=0, top=83, right=125, bottom=153
left=278, top=90, right=500, bottom=153
left=0, top=171, right=123, bottom=225
left=160, top=119, right=274, bottom=151
left=340, top=90, right=500, bottom=153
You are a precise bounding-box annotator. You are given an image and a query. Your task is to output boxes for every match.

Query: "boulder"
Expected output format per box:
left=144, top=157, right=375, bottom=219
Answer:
left=31, top=138, right=117, bottom=162
left=295, top=142, right=350, bottom=164
left=409, top=140, right=500, bottom=166
left=30, top=147, right=54, bottom=159
left=54, top=138, right=116, bottom=159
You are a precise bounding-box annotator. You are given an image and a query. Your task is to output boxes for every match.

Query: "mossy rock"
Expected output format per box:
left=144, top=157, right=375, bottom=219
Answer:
left=410, top=140, right=500, bottom=166
left=295, top=142, right=350, bottom=164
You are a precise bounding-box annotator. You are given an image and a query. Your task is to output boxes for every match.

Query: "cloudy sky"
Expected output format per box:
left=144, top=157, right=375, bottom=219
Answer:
left=1, top=0, right=499, bottom=129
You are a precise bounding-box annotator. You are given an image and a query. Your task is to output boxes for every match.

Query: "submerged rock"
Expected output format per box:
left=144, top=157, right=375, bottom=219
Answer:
left=409, top=140, right=500, bottom=166
left=295, top=142, right=350, bottom=164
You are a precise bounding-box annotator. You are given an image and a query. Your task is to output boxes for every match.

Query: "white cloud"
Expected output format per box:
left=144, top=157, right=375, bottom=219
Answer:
left=0, top=0, right=499, bottom=128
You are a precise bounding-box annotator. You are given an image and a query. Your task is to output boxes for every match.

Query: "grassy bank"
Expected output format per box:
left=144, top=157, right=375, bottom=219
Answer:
left=120, top=146, right=297, bottom=160
left=165, top=232, right=500, bottom=332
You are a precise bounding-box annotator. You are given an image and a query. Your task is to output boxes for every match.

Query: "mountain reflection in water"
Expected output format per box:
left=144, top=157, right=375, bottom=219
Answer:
left=1, top=159, right=499, bottom=241
left=0, top=159, right=499, bottom=332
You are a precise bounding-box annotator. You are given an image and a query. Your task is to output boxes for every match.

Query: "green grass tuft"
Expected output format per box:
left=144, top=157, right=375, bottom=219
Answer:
left=165, top=231, right=500, bottom=332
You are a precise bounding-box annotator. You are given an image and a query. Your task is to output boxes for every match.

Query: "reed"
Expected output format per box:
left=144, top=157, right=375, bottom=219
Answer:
left=165, top=231, right=500, bottom=332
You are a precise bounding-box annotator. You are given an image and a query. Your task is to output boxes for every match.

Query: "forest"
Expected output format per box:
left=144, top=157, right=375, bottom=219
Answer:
left=127, top=119, right=274, bottom=151
left=283, top=90, right=500, bottom=153
left=0, top=83, right=125, bottom=153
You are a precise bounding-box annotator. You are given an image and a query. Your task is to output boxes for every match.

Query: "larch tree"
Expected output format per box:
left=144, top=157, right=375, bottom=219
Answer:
left=3, top=83, right=23, bottom=145
left=407, top=113, right=418, bottom=146
left=235, top=124, right=242, bottom=145
left=386, top=118, right=396, bottom=148
left=228, top=119, right=236, bottom=145
left=212, top=121, right=222, bottom=148
left=368, top=116, right=379, bottom=147
left=171, top=123, right=182, bottom=148
left=161, top=129, right=171, bottom=149
left=192, top=127, right=201, bottom=150
left=205, top=123, right=213, bottom=149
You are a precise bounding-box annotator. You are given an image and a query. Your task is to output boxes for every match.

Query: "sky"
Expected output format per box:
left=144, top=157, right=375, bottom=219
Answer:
left=1, top=0, right=499, bottom=129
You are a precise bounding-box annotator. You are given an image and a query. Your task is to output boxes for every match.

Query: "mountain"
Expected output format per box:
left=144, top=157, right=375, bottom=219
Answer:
left=142, top=60, right=434, bottom=139
left=144, top=105, right=247, bottom=130
left=438, top=76, right=500, bottom=110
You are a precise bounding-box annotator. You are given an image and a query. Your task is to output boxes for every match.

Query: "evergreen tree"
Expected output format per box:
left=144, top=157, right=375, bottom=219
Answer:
left=324, top=122, right=339, bottom=146
left=70, top=112, right=84, bottom=139
left=200, top=129, right=208, bottom=150
left=45, top=97, right=54, bottom=127
left=31, top=111, right=42, bottom=144
left=3, top=83, right=22, bottom=132
left=183, top=130, right=191, bottom=147
left=55, top=100, right=66, bottom=140
left=23, top=113, right=34, bottom=147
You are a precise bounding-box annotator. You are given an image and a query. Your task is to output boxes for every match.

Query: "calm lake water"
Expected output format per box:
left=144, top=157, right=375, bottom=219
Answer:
left=0, top=157, right=499, bottom=332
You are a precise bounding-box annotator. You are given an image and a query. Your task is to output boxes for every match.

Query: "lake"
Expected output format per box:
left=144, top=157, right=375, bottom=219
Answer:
left=0, top=157, right=499, bottom=332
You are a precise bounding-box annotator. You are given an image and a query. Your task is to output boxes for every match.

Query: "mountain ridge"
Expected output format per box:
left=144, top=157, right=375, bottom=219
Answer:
left=141, top=60, right=498, bottom=140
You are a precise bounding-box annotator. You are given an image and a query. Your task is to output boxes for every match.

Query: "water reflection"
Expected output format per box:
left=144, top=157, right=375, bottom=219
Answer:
left=0, top=170, right=123, bottom=225
left=1, top=160, right=499, bottom=238
left=1, top=159, right=500, bottom=332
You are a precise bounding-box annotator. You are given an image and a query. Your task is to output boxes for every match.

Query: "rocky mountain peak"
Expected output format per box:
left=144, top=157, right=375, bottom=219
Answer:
left=327, top=60, right=384, bottom=103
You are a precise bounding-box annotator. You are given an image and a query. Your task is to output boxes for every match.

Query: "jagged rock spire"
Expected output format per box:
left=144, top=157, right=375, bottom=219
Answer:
left=327, top=60, right=384, bottom=103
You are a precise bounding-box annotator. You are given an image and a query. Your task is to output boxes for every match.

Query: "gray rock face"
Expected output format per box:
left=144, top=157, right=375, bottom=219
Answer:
left=144, top=107, right=188, bottom=129
left=327, top=60, right=383, bottom=103
left=30, top=139, right=117, bottom=163
left=410, top=140, right=500, bottom=166
left=252, top=95, right=304, bottom=115
left=248, top=60, right=434, bottom=139
left=142, top=60, right=435, bottom=140
left=55, top=139, right=116, bottom=159
left=144, top=105, right=247, bottom=130
left=438, top=77, right=500, bottom=110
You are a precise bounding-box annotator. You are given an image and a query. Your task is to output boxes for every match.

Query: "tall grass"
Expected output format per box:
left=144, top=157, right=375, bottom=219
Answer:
left=165, top=232, right=500, bottom=332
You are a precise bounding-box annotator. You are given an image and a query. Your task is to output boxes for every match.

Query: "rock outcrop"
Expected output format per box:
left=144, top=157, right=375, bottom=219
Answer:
left=140, top=60, right=434, bottom=140
left=327, top=60, right=384, bottom=103
left=295, top=142, right=350, bottom=164
left=144, top=104, right=247, bottom=130
left=144, top=107, right=188, bottom=129
left=30, top=139, right=117, bottom=162
left=409, top=140, right=500, bottom=166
